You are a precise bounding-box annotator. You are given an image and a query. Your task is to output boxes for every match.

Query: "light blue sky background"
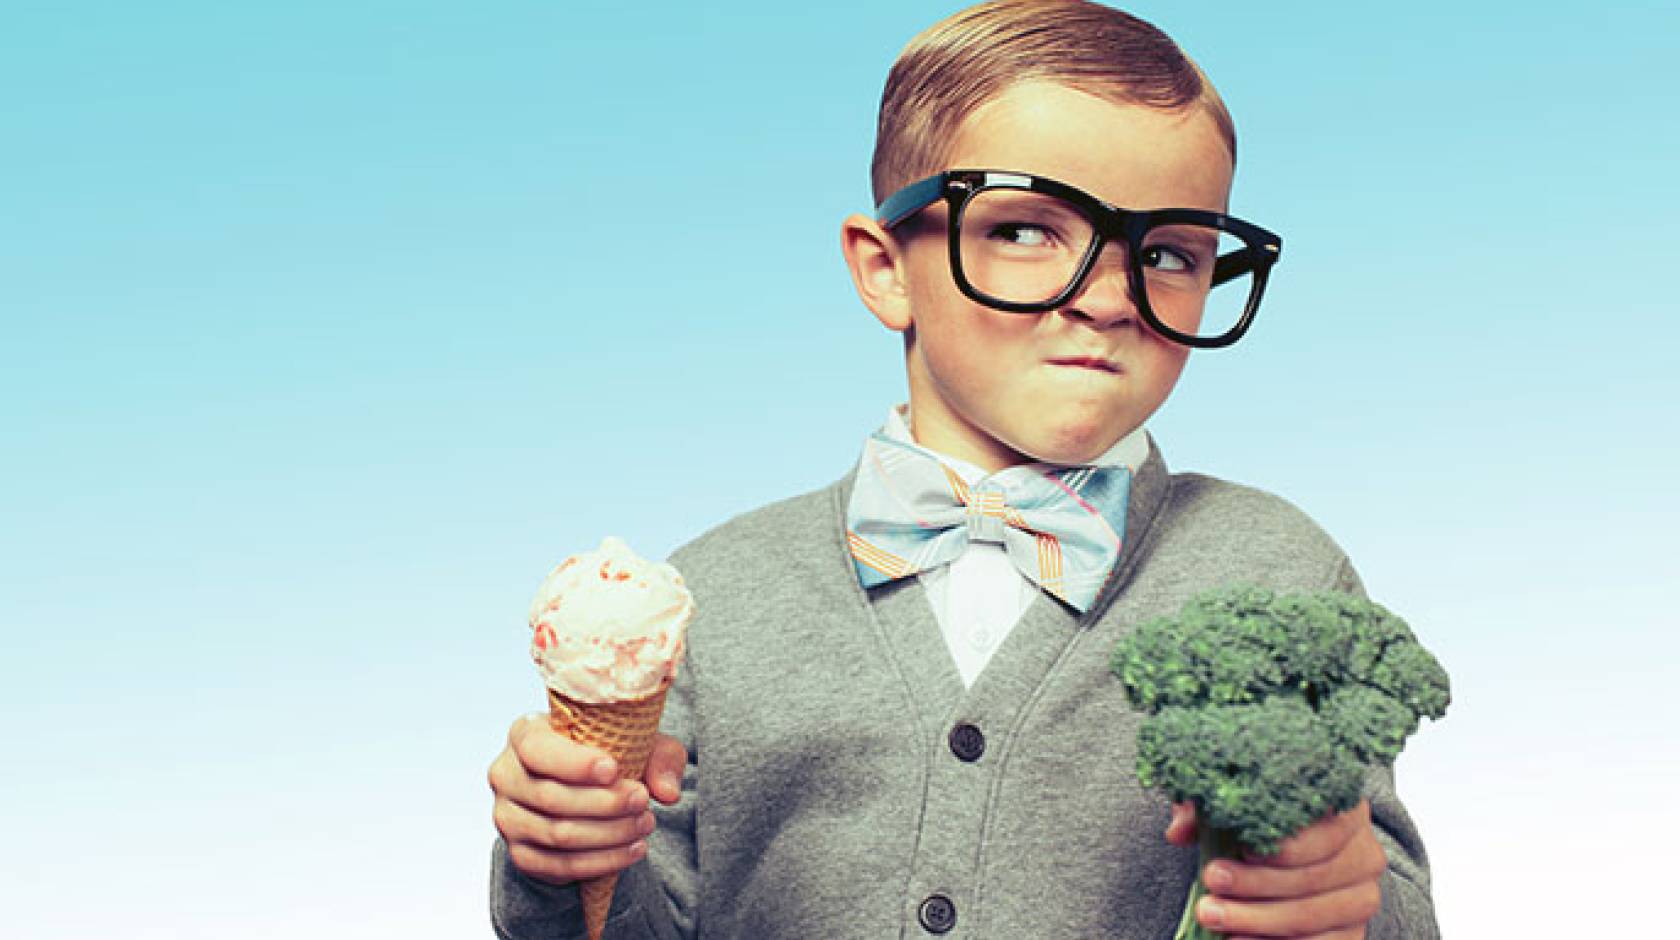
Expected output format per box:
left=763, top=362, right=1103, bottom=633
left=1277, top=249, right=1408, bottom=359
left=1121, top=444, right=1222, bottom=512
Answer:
left=4, top=2, right=1675, bottom=936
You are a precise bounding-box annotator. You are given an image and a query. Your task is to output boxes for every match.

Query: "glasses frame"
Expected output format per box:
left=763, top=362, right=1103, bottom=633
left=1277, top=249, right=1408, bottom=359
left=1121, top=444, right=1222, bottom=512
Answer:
left=876, top=169, right=1283, bottom=348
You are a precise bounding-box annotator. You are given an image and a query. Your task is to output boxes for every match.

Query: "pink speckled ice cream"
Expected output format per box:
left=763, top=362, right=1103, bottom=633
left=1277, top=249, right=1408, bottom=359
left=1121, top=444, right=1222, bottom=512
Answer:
left=528, top=536, right=693, bottom=704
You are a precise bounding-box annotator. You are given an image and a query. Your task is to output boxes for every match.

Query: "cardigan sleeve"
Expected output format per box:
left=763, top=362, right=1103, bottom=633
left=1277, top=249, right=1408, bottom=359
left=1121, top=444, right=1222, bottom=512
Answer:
left=489, top=836, right=588, bottom=940
left=1326, top=555, right=1443, bottom=940
left=1362, top=763, right=1442, bottom=940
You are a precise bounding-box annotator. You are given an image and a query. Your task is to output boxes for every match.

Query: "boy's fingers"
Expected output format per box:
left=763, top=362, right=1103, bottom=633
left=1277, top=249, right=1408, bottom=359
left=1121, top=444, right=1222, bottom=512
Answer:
left=1245, top=800, right=1369, bottom=868
left=645, top=734, right=688, bottom=805
left=495, top=798, right=657, bottom=853
left=507, top=776, right=648, bottom=821
left=508, top=713, right=620, bottom=785
left=505, top=838, right=649, bottom=887
left=1195, top=878, right=1381, bottom=937
left=1204, top=828, right=1385, bottom=901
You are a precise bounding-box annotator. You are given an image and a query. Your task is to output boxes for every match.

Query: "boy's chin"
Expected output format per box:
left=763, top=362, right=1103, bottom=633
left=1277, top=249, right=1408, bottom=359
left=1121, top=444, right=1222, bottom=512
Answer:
left=1016, top=430, right=1130, bottom=467
left=1052, top=418, right=1145, bottom=462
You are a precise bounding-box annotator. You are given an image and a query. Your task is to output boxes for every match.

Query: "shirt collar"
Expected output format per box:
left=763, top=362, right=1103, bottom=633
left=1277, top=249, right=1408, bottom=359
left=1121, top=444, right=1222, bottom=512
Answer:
left=880, top=403, right=1149, bottom=484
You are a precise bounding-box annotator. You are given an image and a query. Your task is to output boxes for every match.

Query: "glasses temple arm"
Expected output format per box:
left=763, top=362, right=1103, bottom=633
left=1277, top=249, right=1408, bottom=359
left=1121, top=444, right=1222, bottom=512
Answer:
left=1211, top=245, right=1278, bottom=288
left=875, top=174, right=948, bottom=228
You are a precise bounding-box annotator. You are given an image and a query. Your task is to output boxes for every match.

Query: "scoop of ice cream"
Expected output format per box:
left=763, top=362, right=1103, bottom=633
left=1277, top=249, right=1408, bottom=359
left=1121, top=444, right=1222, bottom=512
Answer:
left=528, top=536, right=693, bottom=704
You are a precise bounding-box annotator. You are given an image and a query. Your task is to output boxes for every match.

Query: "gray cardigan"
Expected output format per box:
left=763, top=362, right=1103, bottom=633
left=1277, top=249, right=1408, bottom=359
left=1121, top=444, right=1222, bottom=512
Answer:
left=491, top=441, right=1439, bottom=939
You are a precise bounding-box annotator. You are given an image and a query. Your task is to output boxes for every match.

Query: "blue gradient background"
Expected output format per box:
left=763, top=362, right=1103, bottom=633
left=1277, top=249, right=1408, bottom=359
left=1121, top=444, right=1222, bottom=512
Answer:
left=4, top=2, right=1675, bottom=936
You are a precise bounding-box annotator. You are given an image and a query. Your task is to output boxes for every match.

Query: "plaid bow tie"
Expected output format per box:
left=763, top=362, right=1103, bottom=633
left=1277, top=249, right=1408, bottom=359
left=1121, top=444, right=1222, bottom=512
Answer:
left=844, top=432, right=1131, bottom=612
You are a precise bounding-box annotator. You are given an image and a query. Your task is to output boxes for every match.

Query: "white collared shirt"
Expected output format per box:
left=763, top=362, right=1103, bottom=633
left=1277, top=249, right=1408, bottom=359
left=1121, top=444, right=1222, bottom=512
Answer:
left=879, top=405, right=1148, bottom=687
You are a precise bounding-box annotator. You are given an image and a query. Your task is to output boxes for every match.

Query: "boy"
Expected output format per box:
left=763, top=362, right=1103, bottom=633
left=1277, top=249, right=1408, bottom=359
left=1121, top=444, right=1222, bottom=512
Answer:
left=488, top=2, right=1439, bottom=937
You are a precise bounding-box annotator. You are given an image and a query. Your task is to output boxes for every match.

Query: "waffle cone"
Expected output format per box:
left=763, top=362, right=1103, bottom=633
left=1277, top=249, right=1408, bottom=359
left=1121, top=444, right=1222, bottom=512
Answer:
left=546, top=681, right=672, bottom=940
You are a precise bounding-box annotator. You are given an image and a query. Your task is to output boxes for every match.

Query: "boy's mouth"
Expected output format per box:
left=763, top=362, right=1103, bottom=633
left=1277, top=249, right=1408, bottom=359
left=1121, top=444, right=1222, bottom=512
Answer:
left=1046, top=356, right=1121, bottom=374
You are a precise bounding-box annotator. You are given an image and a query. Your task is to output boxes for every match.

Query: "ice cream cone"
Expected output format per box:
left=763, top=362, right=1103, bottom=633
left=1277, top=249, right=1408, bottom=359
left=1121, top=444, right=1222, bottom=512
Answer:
left=547, top=679, right=672, bottom=940
left=527, top=537, right=691, bottom=940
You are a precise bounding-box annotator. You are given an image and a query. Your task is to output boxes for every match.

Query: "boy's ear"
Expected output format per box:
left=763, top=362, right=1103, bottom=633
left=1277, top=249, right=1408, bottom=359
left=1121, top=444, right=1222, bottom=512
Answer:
left=840, top=213, right=913, bottom=333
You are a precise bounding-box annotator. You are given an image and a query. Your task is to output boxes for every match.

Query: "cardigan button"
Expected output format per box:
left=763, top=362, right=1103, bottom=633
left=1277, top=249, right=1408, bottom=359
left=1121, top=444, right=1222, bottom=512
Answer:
left=948, top=723, right=985, bottom=762
left=918, top=893, right=957, bottom=934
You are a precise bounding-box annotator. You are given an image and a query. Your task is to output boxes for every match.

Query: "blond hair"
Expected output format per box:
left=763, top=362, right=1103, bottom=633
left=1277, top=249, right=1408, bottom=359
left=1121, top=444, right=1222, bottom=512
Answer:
left=870, top=0, right=1237, bottom=204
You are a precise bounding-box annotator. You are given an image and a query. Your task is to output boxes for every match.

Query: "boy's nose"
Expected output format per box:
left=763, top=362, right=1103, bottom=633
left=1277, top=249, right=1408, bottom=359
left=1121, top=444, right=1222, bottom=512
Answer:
left=1060, top=243, right=1138, bottom=328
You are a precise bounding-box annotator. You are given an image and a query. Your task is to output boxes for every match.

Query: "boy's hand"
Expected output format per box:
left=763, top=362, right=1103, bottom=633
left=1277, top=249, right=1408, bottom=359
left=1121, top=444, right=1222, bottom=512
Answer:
left=488, top=712, right=687, bottom=887
left=1166, top=799, right=1387, bottom=939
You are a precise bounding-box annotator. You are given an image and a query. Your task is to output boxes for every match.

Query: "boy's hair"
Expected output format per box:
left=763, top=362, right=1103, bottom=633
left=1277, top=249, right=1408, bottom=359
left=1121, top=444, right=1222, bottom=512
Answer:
left=871, top=0, right=1237, bottom=205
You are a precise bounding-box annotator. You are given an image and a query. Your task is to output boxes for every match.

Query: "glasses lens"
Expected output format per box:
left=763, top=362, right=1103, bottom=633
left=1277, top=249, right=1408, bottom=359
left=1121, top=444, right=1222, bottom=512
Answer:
left=1139, top=223, right=1261, bottom=343
left=957, top=188, right=1096, bottom=305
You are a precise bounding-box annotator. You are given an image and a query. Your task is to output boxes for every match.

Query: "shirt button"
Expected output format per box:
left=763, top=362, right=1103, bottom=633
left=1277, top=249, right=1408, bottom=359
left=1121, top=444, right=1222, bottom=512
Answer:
left=918, top=893, right=957, bottom=934
left=948, top=723, right=985, bottom=762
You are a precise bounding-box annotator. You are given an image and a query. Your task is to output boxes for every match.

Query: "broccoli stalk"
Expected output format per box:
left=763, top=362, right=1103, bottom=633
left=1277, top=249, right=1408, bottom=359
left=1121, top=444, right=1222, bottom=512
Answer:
left=1111, top=585, right=1450, bottom=940
left=1171, top=825, right=1246, bottom=940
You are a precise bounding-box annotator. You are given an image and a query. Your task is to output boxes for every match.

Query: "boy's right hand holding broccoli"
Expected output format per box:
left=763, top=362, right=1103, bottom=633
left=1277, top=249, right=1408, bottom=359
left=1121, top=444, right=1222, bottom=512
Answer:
left=488, top=713, right=687, bottom=886
left=1166, top=800, right=1388, bottom=938
left=1115, top=585, right=1450, bottom=940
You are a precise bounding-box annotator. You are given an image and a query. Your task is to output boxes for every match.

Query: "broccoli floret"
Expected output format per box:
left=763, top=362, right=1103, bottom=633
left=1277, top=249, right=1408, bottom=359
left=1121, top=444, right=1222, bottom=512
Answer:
left=1111, top=584, right=1450, bottom=940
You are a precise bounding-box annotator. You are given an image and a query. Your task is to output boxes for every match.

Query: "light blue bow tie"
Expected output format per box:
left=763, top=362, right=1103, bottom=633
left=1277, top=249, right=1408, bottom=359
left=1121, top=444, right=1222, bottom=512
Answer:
left=844, top=432, right=1131, bottom=612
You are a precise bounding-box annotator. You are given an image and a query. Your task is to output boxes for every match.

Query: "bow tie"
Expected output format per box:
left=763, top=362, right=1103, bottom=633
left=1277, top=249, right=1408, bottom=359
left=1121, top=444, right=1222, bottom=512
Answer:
left=844, top=432, right=1132, bottom=612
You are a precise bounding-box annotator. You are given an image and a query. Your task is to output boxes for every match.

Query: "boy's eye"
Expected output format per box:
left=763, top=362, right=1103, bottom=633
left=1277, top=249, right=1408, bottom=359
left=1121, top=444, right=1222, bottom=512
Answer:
left=1141, top=244, right=1198, bottom=273
left=987, top=222, right=1058, bottom=248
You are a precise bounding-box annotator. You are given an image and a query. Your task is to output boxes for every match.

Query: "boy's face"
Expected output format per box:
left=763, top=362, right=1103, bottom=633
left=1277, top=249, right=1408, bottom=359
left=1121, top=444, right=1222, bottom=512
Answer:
left=849, top=81, right=1235, bottom=471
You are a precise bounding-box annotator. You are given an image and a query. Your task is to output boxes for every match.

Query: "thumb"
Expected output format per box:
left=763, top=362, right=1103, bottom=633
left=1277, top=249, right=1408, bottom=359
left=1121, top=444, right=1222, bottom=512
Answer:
left=1165, top=801, right=1199, bottom=847
left=644, top=733, right=687, bottom=805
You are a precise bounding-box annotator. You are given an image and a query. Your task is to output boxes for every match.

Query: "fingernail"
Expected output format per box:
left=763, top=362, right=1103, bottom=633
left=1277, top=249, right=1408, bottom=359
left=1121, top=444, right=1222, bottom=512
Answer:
left=593, top=758, right=617, bottom=782
left=627, top=840, right=646, bottom=858
left=1204, top=864, right=1233, bottom=891
left=1198, top=898, right=1224, bottom=928
left=661, top=772, right=681, bottom=794
left=638, top=812, right=656, bottom=835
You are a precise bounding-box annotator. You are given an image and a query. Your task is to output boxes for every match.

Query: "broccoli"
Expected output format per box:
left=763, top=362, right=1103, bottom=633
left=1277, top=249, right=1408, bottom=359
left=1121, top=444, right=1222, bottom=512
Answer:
left=1110, top=584, right=1450, bottom=940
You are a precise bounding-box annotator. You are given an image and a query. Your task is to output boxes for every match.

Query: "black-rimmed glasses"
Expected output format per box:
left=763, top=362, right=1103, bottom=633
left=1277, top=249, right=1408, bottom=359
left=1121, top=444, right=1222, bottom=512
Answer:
left=876, top=169, right=1282, bottom=348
